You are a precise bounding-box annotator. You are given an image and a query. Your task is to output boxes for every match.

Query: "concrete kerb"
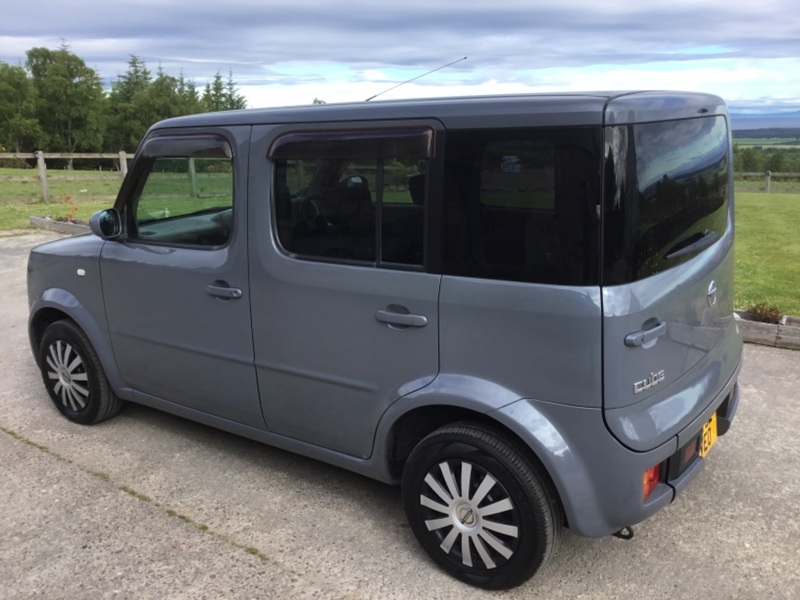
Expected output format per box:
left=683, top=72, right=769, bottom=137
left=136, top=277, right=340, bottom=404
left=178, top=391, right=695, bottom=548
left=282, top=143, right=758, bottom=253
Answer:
left=22, top=219, right=800, bottom=351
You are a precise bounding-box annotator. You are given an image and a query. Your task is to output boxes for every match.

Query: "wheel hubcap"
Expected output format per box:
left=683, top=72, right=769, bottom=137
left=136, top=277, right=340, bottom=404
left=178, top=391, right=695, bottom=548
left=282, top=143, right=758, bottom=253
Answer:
left=419, top=460, right=519, bottom=569
left=456, top=504, right=476, bottom=527
left=45, top=340, right=90, bottom=411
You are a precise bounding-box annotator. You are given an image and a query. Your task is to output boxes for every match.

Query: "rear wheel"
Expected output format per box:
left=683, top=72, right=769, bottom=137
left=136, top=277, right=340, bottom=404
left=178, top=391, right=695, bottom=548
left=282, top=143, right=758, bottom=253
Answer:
left=401, top=423, right=561, bottom=589
left=38, top=319, right=122, bottom=425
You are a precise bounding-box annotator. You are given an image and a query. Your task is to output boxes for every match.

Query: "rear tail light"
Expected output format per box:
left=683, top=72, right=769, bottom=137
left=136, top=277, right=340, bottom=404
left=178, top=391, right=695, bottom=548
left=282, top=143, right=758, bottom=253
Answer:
left=643, top=464, right=661, bottom=500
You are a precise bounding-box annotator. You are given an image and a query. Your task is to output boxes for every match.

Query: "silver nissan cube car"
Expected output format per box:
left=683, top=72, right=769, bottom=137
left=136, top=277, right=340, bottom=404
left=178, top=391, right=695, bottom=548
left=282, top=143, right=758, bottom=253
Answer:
left=28, top=91, right=742, bottom=589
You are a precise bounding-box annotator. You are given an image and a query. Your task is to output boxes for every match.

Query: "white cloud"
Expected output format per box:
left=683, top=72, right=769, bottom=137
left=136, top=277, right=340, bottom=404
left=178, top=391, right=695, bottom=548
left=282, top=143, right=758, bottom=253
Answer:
left=1, top=1, right=799, bottom=114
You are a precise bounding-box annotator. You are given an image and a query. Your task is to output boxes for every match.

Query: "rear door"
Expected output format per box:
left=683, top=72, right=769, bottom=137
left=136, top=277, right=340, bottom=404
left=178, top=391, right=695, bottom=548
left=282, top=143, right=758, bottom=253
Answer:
left=601, top=115, right=740, bottom=449
left=248, top=122, right=442, bottom=458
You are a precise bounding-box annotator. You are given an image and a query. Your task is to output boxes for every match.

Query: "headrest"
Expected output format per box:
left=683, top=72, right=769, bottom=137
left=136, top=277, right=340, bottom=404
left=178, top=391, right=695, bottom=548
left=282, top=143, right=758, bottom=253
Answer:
left=408, top=174, right=425, bottom=205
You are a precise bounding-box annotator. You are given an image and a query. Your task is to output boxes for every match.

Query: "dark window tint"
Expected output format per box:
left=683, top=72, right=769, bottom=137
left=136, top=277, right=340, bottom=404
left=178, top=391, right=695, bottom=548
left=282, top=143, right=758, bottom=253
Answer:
left=603, top=117, right=729, bottom=285
left=603, top=116, right=729, bottom=284
left=271, top=128, right=431, bottom=266
left=442, top=128, right=601, bottom=286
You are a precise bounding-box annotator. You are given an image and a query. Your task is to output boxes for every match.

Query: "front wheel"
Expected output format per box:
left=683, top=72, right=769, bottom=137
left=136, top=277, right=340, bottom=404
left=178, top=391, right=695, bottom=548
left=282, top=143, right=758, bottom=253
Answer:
left=38, top=319, right=122, bottom=425
left=402, top=423, right=562, bottom=589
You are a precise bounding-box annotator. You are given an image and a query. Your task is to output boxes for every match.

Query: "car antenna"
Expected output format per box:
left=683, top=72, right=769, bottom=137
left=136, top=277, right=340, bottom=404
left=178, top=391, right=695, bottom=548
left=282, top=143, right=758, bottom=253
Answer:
left=365, top=56, right=467, bottom=101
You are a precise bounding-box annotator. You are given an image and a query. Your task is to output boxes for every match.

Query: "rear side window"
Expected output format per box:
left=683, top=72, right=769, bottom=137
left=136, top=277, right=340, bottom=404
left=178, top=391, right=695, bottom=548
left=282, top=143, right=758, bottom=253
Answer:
left=442, top=128, right=601, bottom=286
left=270, top=128, right=433, bottom=267
left=603, top=116, right=730, bottom=284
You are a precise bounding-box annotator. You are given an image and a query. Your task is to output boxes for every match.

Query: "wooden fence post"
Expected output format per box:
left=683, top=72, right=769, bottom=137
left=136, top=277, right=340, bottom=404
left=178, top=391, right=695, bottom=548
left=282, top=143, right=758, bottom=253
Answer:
left=35, top=151, right=50, bottom=202
left=118, top=151, right=128, bottom=178
left=188, top=158, right=198, bottom=197
left=765, top=171, right=771, bottom=193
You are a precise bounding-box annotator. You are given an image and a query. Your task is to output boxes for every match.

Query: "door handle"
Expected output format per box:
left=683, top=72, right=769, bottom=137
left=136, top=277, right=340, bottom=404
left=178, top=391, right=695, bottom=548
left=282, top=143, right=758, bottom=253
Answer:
left=625, top=321, right=666, bottom=347
left=206, top=283, right=243, bottom=299
left=376, top=308, right=428, bottom=328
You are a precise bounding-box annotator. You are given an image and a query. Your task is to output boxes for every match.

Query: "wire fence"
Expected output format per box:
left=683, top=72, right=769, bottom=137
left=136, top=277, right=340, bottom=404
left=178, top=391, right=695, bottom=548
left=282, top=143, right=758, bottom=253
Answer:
left=0, top=151, right=131, bottom=202
left=734, top=171, right=800, bottom=193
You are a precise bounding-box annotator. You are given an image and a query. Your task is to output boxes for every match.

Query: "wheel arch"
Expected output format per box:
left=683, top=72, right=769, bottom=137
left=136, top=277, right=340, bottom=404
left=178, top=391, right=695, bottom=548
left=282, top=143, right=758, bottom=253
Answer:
left=29, top=289, right=129, bottom=397
left=383, top=403, right=566, bottom=526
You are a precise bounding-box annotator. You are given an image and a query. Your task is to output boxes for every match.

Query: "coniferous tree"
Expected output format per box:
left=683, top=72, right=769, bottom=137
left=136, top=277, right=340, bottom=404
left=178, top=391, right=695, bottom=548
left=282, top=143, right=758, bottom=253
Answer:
left=202, top=70, right=246, bottom=111
left=106, top=55, right=153, bottom=151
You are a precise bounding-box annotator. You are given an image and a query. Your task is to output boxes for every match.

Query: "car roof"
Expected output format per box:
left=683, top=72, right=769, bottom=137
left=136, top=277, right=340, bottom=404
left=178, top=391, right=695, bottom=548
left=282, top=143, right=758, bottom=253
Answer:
left=151, top=91, right=727, bottom=132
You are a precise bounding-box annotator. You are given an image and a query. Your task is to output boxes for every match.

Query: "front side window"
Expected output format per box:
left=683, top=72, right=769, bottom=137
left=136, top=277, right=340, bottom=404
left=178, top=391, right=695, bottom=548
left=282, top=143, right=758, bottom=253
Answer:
left=127, top=135, right=234, bottom=247
left=271, top=128, right=432, bottom=267
left=442, top=127, right=601, bottom=286
left=603, top=116, right=730, bottom=284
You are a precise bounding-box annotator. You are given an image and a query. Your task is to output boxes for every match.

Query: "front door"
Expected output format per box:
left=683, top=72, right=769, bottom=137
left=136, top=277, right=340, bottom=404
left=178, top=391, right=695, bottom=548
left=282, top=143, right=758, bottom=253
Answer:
left=100, top=129, right=263, bottom=427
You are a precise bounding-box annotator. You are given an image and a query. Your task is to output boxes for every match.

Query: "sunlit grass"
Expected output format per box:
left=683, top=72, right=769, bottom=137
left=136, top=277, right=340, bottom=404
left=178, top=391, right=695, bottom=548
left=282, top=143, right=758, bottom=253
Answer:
left=734, top=192, right=800, bottom=315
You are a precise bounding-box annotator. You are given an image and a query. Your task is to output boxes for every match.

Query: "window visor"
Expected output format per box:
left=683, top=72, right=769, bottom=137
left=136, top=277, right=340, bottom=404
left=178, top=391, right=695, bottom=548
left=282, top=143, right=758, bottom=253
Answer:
left=268, top=127, right=435, bottom=161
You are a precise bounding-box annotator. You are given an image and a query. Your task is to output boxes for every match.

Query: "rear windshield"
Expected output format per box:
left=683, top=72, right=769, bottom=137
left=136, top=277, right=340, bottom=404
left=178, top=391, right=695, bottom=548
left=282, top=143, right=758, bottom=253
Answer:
left=603, top=116, right=730, bottom=284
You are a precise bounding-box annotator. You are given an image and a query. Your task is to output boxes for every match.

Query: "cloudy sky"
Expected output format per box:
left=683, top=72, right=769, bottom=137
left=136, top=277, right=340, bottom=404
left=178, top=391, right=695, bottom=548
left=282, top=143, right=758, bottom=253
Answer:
left=2, top=0, right=800, bottom=118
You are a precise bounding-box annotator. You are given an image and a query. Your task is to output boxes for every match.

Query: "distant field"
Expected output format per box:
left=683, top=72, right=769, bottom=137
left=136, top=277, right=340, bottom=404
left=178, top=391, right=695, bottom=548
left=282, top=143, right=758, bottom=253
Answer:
left=734, top=137, right=800, bottom=149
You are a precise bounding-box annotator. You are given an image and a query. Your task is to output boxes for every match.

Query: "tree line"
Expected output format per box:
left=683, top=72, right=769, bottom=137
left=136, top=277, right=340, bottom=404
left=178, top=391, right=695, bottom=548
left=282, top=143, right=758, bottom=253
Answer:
left=0, top=44, right=247, bottom=155
left=3, top=46, right=799, bottom=175
left=734, top=145, right=800, bottom=173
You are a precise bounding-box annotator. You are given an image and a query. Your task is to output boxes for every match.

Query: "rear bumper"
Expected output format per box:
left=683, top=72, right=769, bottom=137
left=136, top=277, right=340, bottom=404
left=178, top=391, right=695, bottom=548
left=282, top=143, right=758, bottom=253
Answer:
left=666, top=378, right=740, bottom=497
left=491, top=358, right=741, bottom=538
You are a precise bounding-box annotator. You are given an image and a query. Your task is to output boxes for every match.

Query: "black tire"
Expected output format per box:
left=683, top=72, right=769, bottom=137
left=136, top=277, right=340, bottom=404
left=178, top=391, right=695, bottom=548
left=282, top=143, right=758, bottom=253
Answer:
left=401, top=423, right=562, bottom=589
left=38, top=319, right=122, bottom=425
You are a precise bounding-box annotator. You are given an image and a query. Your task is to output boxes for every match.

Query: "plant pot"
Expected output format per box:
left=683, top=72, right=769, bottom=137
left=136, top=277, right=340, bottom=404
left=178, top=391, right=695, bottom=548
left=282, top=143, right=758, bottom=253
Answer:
left=29, top=216, right=90, bottom=235
left=735, top=310, right=800, bottom=351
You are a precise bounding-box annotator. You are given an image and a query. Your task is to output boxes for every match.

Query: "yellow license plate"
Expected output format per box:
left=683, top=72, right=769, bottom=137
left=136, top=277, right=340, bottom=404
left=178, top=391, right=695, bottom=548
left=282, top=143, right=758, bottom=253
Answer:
left=699, top=412, right=718, bottom=458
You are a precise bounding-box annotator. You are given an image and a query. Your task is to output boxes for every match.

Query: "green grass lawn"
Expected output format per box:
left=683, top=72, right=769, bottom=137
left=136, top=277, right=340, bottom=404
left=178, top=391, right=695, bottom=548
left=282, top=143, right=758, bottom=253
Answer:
left=735, top=192, right=800, bottom=315
left=0, top=167, right=117, bottom=229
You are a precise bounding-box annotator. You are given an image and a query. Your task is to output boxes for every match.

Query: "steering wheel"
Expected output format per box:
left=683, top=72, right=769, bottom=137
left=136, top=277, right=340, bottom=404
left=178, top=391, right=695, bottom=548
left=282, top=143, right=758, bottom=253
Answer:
left=299, top=195, right=327, bottom=231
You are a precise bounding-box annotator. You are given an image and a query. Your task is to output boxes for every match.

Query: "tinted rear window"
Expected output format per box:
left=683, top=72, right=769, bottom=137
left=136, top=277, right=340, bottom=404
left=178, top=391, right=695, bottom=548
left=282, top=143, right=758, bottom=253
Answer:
left=603, top=116, right=730, bottom=284
left=442, top=127, right=601, bottom=286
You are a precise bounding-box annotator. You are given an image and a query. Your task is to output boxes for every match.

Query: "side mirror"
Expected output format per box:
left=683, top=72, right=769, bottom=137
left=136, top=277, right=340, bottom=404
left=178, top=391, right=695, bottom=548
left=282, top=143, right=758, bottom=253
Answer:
left=89, top=209, right=122, bottom=240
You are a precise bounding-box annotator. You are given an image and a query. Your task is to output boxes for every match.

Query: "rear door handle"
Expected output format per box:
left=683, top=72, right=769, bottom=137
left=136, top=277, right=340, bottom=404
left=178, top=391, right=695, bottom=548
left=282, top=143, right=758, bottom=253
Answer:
left=625, top=321, right=666, bottom=347
left=206, top=283, right=243, bottom=300
left=376, top=308, right=428, bottom=328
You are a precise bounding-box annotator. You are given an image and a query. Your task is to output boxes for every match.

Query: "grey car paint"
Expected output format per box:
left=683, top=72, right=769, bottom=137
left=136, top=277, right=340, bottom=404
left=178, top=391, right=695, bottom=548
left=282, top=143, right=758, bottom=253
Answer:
left=27, top=91, right=742, bottom=542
